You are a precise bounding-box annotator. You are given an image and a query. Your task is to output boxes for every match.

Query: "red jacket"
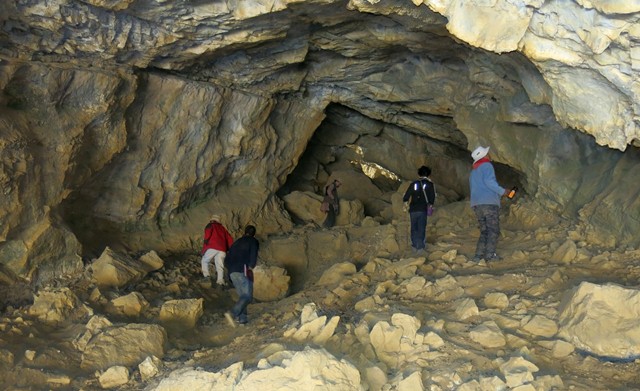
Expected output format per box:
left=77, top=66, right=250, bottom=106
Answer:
left=201, top=222, right=234, bottom=254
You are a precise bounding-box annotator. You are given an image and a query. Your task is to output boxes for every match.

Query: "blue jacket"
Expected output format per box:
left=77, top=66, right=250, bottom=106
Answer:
left=469, top=162, right=505, bottom=207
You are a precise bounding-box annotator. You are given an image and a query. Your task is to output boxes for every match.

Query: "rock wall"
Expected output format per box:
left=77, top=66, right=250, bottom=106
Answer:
left=1, top=0, right=640, bottom=280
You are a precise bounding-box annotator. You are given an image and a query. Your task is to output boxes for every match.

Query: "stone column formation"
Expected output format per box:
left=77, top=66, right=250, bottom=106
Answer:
left=0, top=0, right=639, bottom=281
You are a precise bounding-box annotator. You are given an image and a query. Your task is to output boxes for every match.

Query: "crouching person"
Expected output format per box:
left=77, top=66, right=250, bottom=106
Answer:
left=224, top=225, right=259, bottom=326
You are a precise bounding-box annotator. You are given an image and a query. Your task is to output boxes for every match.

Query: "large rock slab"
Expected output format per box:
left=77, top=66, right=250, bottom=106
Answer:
left=558, top=282, right=640, bottom=359
left=90, top=247, right=163, bottom=288
left=81, top=324, right=167, bottom=371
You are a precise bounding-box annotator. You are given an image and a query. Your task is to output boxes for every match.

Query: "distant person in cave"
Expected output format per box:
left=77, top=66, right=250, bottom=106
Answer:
left=200, top=214, right=234, bottom=286
left=469, top=146, right=508, bottom=262
left=403, top=166, right=436, bottom=253
left=224, top=224, right=259, bottom=326
left=321, top=178, right=342, bottom=228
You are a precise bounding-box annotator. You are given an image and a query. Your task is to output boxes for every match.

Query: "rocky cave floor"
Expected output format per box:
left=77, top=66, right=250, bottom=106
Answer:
left=2, top=201, right=640, bottom=390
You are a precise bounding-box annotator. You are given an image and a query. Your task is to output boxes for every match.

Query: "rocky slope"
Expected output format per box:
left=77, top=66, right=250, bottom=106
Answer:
left=2, top=200, right=640, bottom=390
left=1, top=0, right=640, bottom=308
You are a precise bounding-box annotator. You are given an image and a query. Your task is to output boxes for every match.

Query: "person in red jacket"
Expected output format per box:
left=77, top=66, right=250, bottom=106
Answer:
left=200, top=214, right=234, bottom=286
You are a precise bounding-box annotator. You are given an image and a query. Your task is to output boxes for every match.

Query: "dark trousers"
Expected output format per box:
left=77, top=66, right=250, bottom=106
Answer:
left=230, top=272, right=253, bottom=323
left=473, top=205, right=500, bottom=257
left=409, top=211, right=428, bottom=250
left=323, top=204, right=337, bottom=228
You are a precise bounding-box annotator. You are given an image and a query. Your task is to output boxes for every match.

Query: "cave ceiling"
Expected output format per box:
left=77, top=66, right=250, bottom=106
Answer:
left=1, top=0, right=640, bottom=280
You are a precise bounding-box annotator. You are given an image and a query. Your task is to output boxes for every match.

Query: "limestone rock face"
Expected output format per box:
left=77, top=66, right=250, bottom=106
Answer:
left=558, top=282, right=640, bottom=359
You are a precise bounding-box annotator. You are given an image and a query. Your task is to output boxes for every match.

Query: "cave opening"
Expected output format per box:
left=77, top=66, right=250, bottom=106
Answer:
left=278, top=102, right=529, bottom=223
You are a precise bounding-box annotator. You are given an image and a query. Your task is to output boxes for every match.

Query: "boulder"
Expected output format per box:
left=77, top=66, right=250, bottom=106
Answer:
left=521, top=315, right=558, bottom=338
left=558, top=281, right=640, bottom=359
left=90, top=247, right=162, bottom=288
left=99, top=366, right=129, bottom=389
left=28, top=288, right=92, bottom=325
left=81, top=324, right=166, bottom=371
left=283, top=303, right=340, bottom=345
left=253, top=265, right=290, bottom=302
left=139, top=355, right=163, bottom=381
left=316, top=262, right=356, bottom=286
left=469, top=321, right=506, bottom=348
left=498, top=356, right=539, bottom=388
left=108, top=292, right=149, bottom=317
left=158, top=299, right=204, bottom=329
left=154, top=348, right=360, bottom=390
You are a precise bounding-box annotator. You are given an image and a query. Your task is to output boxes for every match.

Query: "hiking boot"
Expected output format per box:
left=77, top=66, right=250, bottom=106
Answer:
left=224, top=312, right=237, bottom=328
left=471, top=255, right=484, bottom=262
left=485, top=253, right=502, bottom=261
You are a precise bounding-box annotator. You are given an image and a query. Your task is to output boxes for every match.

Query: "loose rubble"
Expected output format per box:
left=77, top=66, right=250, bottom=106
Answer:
left=1, top=200, right=640, bottom=389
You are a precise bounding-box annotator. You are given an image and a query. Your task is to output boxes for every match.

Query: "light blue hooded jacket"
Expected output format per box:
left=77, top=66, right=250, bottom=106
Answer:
left=469, top=161, right=505, bottom=207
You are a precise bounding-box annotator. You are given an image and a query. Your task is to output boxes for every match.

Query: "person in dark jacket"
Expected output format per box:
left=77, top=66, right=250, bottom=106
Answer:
left=200, top=214, right=234, bottom=286
left=402, top=166, right=436, bottom=253
left=321, top=179, right=342, bottom=228
left=224, top=225, right=259, bottom=326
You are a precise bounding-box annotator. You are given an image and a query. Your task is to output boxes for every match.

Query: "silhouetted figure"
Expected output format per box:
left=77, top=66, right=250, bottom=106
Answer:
left=321, top=179, right=341, bottom=228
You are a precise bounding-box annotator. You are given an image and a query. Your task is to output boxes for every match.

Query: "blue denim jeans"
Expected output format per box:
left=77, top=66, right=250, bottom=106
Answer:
left=230, top=272, right=253, bottom=323
left=473, top=204, right=500, bottom=258
left=409, top=211, right=428, bottom=250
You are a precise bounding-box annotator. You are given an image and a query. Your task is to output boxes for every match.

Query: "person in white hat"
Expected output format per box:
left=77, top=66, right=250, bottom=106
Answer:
left=469, top=146, right=508, bottom=262
left=200, top=214, right=234, bottom=286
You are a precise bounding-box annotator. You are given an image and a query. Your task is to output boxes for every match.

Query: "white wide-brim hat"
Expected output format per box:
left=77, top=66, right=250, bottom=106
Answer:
left=471, top=146, right=490, bottom=162
left=210, top=214, right=221, bottom=221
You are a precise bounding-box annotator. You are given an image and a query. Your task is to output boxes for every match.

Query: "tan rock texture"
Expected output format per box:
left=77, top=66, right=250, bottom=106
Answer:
left=1, top=0, right=640, bottom=283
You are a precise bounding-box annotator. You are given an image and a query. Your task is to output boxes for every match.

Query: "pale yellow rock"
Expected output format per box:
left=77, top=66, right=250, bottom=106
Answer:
left=454, top=298, right=479, bottom=321
left=90, top=247, right=148, bottom=288
left=253, top=265, right=290, bottom=301
left=99, top=366, right=129, bottom=389
left=469, top=321, right=506, bottom=348
left=317, top=262, right=356, bottom=286
left=159, top=298, right=204, bottom=329
left=28, top=287, right=91, bottom=325
left=498, top=356, right=539, bottom=388
left=138, top=250, right=164, bottom=271
left=521, top=314, right=558, bottom=338
left=109, top=292, right=149, bottom=317
left=558, top=281, right=640, bottom=359
left=484, top=292, right=509, bottom=310
left=396, top=371, right=423, bottom=391
left=364, top=365, right=387, bottom=391
left=550, top=239, right=577, bottom=264
left=139, top=355, right=163, bottom=381
left=81, top=324, right=166, bottom=371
